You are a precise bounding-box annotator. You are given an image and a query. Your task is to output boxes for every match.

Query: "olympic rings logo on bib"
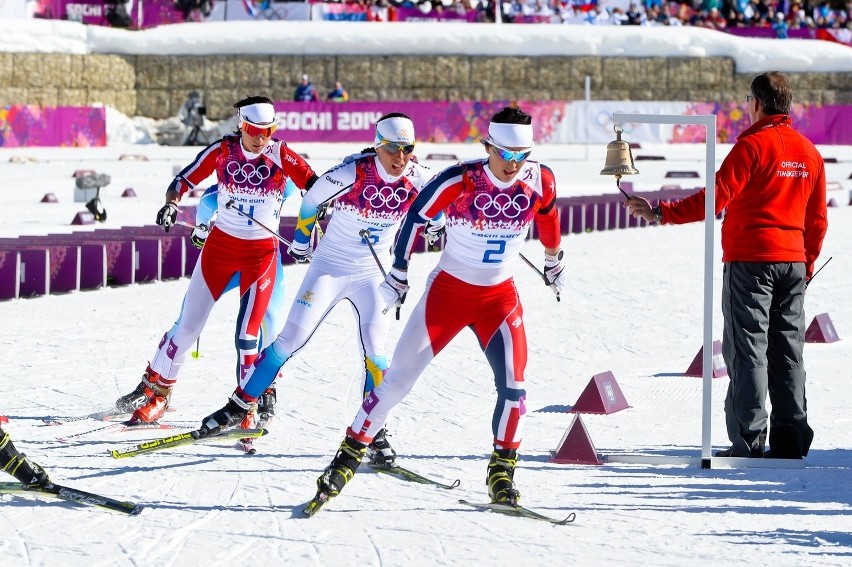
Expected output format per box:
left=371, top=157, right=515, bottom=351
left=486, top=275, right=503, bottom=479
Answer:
left=226, top=161, right=271, bottom=186
left=474, top=192, right=530, bottom=219
left=363, top=184, right=410, bottom=210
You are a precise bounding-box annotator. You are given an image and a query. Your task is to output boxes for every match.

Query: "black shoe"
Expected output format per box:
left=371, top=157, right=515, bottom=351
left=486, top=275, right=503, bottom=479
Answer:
left=366, top=428, right=396, bottom=467
left=317, top=437, right=367, bottom=497
left=487, top=448, right=520, bottom=504
left=764, top=450, right=803, bottom=460
left=714, top=447, right=737, bottom=457
left=198, top=395, right=250, bottom=438
left=767, top=424, right=810, bottom=458
left=115, top=380, right=153, bottom=413
left=714, top=446, right=764, bottom=458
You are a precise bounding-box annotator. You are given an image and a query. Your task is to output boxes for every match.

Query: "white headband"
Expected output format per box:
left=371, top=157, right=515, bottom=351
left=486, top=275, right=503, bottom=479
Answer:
left=238, top=102, right=277, bottom=126
left=487, top=122, right=533, bottom=149
left=374, top=116, right=415, bottom=146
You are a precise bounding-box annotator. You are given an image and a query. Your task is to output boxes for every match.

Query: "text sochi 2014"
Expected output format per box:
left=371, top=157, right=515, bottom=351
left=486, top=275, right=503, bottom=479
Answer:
left=277, top=111, right=384, bottom=131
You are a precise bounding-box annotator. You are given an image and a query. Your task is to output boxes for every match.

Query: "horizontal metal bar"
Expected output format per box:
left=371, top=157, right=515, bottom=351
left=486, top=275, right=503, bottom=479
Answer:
left=612, top=112, right=716, bottom=126
left=602, top=453, right=806, bottom=469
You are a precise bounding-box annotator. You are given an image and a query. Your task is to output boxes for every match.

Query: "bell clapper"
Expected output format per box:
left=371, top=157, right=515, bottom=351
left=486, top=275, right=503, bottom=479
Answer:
left=615, top=175, right=629, bottom=199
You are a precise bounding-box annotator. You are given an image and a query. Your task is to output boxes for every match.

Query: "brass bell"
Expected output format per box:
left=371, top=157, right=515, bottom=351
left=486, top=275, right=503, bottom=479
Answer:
left=600, top=124, right=639, bottom=178
left=600, top=124, right=638, bottom=198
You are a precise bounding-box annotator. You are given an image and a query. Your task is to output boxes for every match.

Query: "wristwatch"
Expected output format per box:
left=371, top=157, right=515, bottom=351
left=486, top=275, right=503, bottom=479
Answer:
left=651, top=206, right=663, bottom=223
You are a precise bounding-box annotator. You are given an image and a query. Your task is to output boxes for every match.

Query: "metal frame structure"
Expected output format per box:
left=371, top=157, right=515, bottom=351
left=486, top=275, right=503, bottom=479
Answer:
left=602, top=112, right=803, bottom=470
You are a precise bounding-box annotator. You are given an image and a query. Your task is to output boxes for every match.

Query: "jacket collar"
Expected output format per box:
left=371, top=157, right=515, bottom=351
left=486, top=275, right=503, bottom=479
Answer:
left=738, top=113, right=792, bottom=140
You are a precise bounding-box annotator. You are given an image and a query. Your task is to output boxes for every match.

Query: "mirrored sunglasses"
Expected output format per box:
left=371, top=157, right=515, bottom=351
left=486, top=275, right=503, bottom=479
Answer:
left=379, top=141, right=415, bottom=155
left=489, top=141, right=532, bottom=163
left=242, top=121, right=277, bottom=138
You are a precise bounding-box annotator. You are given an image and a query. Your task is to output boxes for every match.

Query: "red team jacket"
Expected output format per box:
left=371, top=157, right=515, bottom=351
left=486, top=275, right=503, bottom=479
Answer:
left=660, top=114, right=827, bottom=278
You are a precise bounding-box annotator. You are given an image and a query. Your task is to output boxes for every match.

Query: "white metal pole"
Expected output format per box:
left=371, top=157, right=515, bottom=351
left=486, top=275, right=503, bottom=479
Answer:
left=584, top=75, right=591, bottom=161
left=701, top=117, right=717, bottom=468
left=612, top=112, right=717, bottom=467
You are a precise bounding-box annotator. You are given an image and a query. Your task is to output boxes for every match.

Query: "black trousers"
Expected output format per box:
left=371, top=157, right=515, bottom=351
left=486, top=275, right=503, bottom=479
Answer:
left=721, top=261, right=813, bottom=458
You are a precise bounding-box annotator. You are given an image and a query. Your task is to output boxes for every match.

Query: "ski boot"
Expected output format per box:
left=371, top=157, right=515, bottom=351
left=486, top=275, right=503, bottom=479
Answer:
left=366, top=428, right=397, bottom=467
left=15, top=455, right=52, bottom=489
left=316, top=437, right=367, bottom=498
left=256, top=386, right=277, bottom=429
left=127, top=380, right=172, bottom=424
left=198, top=393, right=252, bottom=438
left=487, top=448, right=520, bottom=505
left=115, top=369, right=159, bottom=413
left=1, top=431, right=51, bottom=489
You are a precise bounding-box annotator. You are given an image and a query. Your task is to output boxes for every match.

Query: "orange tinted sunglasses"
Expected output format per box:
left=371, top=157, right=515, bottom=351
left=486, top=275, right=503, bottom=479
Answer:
left=242, top=121, right=277, bottom=137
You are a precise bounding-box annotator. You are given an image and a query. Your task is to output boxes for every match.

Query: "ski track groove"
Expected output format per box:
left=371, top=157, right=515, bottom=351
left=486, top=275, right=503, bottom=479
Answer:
left=0, top=508, right=32, bottom=564
left=364, top=528, right=385, bottom=567
left=149, top=476, right=242, bottom=565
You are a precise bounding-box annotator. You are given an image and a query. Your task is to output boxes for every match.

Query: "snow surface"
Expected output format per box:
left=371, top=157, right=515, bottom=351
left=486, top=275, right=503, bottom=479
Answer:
left=0, top=140, right=850, bottom=566
left=1, top=16, right=851, bottom=567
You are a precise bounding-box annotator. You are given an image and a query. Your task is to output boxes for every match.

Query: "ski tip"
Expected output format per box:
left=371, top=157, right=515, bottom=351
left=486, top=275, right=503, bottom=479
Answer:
left=301, top=504, right=317, bottom=517
left=129, top=504, right=145, bottom=516
left=446, top=479, right=461, bottom=489
left=558, top=512, right=577, bottom=525
left=302, top=493, right=330, bottom=517
left=301, top=501, right=322, bottom=517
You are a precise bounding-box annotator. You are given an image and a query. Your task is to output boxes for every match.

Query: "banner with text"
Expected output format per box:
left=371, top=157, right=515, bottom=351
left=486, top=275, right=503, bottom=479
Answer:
left=31, top=0, right=312, bottom=29
left=273, top=101, right=852, bottom=145
left=34, top=0, right=189, bottom=28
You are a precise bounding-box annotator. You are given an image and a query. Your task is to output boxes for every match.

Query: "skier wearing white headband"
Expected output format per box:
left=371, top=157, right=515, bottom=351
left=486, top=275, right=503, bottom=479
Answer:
left=304, top=106, right=566, bottom=515
left=116, top=96, right=317, bottom=450
left=197, top=112, right=443, bottom=467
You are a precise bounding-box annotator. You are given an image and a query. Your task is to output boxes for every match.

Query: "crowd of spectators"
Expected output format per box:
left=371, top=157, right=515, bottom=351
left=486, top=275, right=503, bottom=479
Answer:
left=317, top=0, right=850, bottom=33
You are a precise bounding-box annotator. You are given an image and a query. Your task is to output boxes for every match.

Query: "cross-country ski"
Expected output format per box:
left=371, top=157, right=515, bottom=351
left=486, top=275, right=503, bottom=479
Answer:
left=110, top=428, right=268, bottom=459
left=0, top=481, right=143, bottom=515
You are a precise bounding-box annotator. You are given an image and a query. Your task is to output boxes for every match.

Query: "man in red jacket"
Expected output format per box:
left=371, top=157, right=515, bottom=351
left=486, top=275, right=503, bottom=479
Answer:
left=626, top=71, right=827, bottom=459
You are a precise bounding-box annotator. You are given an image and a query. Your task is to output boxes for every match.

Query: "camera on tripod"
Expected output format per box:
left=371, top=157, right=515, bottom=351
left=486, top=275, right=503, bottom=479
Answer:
left=181, top=91, right=207, bottom=128
left=180, top=91, right=210, bottom=145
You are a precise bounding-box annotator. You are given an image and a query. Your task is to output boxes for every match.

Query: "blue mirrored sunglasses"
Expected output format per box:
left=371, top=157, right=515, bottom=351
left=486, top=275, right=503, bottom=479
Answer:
left=379, top=141, right=415, bottom=155
left=489, top=141, right=532, bottom=162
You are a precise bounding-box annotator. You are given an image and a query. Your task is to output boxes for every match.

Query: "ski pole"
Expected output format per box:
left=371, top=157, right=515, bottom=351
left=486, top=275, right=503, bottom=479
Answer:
left=175, top=220, right=203, bottom=230
left=359, top=228, right=401, bottom=320
left=225, top=200, right=291, bottom=246
left=806, top=256, right=832, bottom=288
left=519, top=252, right=560, bottom=302
left=191, top=336, right=200, bottom=359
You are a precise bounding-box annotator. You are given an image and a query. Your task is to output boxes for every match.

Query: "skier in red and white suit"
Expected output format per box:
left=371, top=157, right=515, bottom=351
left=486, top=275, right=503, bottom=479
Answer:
left=196, top=113, right=441, bottom=464
left=314, top=106, right=566, bottom=506
left=116, top=96, right=317, bottom=424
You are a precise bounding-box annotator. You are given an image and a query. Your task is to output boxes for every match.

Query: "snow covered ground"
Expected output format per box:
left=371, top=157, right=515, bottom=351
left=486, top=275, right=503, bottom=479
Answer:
left=0, top=139, right=850, bottom=566
left=1, top=14, right=851, bottom=567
